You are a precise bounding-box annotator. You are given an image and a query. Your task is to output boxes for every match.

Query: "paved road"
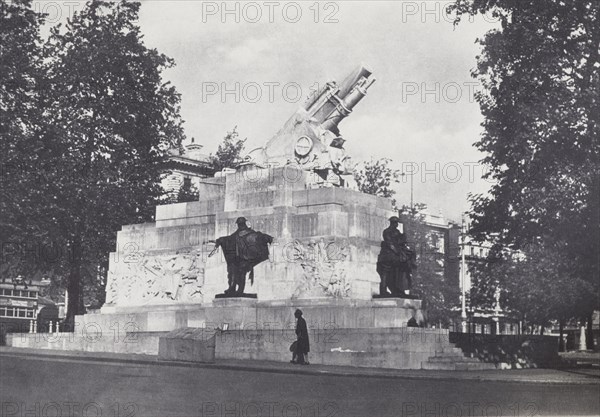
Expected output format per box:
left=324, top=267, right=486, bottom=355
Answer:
left=0, top=354, right=598, bottom=417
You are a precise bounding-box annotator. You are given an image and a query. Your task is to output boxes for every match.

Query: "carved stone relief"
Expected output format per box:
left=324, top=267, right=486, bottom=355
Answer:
left=106, top=248, right=204, bottom=306
left=290, top=239, right=351, bottom=299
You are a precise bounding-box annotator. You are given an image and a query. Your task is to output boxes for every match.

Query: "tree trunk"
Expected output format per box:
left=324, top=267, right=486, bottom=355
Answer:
left=586, top=312, right=595, bottom=350
left=558, top=319, right=565, bottom=352
left=65, top=264, right=82, bottom=327
left=65, top=236, right=85, bottom=328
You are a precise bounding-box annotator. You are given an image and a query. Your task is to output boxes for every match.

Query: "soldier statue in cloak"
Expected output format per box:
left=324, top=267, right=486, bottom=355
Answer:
left=211, top=217, right=273, bottom=297
left=376, top=216, right=417, bottom=298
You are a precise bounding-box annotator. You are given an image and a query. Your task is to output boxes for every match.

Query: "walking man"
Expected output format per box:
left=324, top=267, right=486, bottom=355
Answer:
left=293, top=309, right=310, bottom=365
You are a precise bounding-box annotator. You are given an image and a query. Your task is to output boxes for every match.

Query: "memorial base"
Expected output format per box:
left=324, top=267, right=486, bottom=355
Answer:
left=372, top=294, right=420, bottom=299
left=214, top=293, right=257, bottom=299
left=6, top=298, right=496, bottom=370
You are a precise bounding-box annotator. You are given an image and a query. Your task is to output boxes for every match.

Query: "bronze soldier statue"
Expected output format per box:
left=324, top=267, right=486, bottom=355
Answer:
left=212, top=217, right=273, bottom=297
left=376, top=216, right=414, bottom=297
left=230, top=217, right=253, bottom=295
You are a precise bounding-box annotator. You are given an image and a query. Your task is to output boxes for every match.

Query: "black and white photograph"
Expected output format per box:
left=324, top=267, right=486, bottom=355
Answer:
left=1, top=1, right=599, bottom=416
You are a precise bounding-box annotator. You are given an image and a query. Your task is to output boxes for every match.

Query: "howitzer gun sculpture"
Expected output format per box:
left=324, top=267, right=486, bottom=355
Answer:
left=246, top=66, right=376, bottom=186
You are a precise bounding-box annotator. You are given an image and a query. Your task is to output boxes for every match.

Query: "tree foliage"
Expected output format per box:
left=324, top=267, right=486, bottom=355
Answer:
left=1, top=0, right=51, bottom=282
left=353, top=158, right=401, bottom=207
left=1, top=1, right=185, bottom=320
left=208, top=126, right=246, bottom=172
left=469, top=242, right=595, bottom=331
left=173, top=180, right=200, bottom=203
left=451, top=0, right=600, bottom=322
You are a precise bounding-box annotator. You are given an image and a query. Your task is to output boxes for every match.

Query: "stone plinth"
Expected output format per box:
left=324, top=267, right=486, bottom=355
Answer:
left=7, top=330, right=165, bottom=355
left=7, top=324, right=496, bottom=370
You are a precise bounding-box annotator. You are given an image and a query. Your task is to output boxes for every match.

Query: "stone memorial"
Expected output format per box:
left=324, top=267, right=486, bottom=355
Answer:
left=9, top=66, right=495, bottom=370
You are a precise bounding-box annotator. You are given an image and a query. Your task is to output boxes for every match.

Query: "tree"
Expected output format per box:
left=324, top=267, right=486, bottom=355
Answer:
left=2, top=1, right=185, bottom=322
left=451, top=0, right=600, bottom=344
left=353, top=158, right=401, bottom=208
left=208, top=126, right=246, bottom=171
left=174, top=180, right=200, bottom=203
left=0, top=0, right=47, bottom=281
left=469, top=242, right=594, bottom=347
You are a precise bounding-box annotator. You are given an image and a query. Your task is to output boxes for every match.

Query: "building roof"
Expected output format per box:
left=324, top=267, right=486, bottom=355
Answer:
left=165, top=142, right=214, bottom=177
left=37, top=296, right=56, bottom=306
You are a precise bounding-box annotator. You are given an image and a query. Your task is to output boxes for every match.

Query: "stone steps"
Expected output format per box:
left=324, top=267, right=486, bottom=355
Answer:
left=422, top=350, right=497, bottom=371
left=427, top=354, right=472, bottom=362
left=436, top=346, right=465, bottom=355
left=455, top=362, right=497, bottom=371
left=320, top=350, right=432, bottom=369
left=430, top=351, right=477, bottom=359
left=421, top=361, right=496, bottom=371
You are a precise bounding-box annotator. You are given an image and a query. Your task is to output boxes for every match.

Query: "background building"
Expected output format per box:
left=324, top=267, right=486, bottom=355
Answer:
left=0, top=276, right=56, bottom=344
left=161, top=138, right=215, bottom=197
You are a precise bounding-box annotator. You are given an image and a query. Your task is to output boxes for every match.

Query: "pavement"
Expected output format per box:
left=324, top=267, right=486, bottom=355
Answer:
left=1, top=346, right=599, bottom=385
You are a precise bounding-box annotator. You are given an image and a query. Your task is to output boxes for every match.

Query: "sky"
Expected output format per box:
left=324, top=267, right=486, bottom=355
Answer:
left=39, top=0, right=500, bottom=222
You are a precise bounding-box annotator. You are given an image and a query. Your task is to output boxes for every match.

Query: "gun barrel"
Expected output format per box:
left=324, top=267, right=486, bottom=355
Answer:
left=306, top=66, right=375, bottom=133
left=322, top=75, right=376, bottom=132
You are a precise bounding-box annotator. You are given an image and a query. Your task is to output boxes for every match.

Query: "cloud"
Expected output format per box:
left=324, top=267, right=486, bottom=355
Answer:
left=222, top=38, right=272, bottom=66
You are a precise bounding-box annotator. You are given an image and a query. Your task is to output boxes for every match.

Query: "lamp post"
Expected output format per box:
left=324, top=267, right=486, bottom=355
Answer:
left=401, top=170, right=414, bottom=212
left=460, top=213, right=468, bottom=333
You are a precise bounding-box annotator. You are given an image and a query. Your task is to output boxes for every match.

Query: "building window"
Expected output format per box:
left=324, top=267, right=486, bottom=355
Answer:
left=26, top=310, right=34, bottom=318
left=18, top=309, right=26, bottom=318
left=0, top=308, right=5, bottom=316
left=6, top=308, right=14, bottom=317
left=8, top=290, right=35, bottom=298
